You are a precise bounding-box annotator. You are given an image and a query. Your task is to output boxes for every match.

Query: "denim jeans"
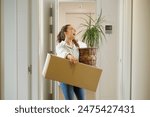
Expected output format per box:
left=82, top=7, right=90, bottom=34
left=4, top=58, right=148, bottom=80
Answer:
left=60, top=83, right=84, bottom=100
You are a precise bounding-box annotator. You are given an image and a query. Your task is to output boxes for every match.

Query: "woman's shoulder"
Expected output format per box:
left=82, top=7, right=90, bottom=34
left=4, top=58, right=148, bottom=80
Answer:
left=56, top=41, right=66, bottom=48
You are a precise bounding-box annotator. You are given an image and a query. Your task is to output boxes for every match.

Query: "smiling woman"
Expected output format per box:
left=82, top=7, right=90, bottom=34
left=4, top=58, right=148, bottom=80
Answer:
left=58, top=0, right=97, bottom=100
left=56, top=24, right=85, bottom=100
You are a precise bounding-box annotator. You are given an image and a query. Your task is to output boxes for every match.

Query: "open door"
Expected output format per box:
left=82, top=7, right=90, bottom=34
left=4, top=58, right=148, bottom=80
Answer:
left=1, top=0, right=32, bottom=99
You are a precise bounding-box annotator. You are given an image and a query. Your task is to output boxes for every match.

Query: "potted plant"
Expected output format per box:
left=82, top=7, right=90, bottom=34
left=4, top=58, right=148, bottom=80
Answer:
left=79, top=11, right=105, bottom=66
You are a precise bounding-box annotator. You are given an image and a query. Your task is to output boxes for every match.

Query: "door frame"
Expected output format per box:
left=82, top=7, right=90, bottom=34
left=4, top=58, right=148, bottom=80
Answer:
left=30, top=0, right=40, bottom=100
left=0, top=0, right=4, bottom=99
left=0, top=0, right=3, bottom=99
left=54, top=0, right=133, bottom=100
left=118, top=0, right=133, bottom=99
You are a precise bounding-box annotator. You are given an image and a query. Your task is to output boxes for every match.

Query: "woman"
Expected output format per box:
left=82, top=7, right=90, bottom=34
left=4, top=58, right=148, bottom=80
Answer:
left=56, top=24, right=84, bottom=100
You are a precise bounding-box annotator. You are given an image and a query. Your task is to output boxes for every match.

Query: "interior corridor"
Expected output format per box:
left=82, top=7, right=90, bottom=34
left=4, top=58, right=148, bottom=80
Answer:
left=0, top=0, right=150, bottom=100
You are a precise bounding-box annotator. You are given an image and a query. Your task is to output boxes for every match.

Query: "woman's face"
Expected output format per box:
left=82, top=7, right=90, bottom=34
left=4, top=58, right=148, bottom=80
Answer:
left=64, top=25, right=76, bottom=40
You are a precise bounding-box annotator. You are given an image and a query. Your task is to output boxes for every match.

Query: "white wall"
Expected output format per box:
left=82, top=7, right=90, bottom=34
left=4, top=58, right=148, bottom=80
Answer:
left=59, top=2, right=96, bottom=29
left=132, top=0, right=150, bottom=99
left=59, top=2, right=96, bottom=42
left=96, top=0, right=119, bottom=99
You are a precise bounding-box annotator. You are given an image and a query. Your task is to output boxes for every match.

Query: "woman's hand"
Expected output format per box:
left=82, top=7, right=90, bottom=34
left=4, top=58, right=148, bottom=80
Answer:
left=66, top=54, right=78, bottom=64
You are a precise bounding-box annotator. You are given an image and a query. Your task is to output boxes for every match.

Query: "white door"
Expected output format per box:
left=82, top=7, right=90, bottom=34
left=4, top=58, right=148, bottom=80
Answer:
left=17, top=0, right=32, bottom=100
left=1, top=0, right=32, bottom=99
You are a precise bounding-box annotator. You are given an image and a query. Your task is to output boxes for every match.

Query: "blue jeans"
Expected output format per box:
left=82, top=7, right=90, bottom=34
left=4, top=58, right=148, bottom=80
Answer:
left=60, top=83, right=84, bottom=100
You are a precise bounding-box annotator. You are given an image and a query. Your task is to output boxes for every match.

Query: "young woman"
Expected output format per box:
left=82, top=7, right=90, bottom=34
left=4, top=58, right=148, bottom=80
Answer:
left=56, top=24, right=84, bottom=100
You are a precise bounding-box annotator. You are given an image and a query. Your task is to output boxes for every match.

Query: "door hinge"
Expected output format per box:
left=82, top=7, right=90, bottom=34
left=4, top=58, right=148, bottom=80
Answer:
left=28, top=65, right=32, bottom=74
left=50, top=7, right=52, bottom=17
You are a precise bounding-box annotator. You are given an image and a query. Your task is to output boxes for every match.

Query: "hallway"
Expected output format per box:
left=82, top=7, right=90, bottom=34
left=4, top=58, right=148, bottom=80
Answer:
left=0, top=0, right=150, bottom=100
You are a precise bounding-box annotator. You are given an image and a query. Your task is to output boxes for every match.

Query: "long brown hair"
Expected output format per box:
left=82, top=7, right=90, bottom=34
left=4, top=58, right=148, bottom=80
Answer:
left=57, top=24, right=79, bottom=47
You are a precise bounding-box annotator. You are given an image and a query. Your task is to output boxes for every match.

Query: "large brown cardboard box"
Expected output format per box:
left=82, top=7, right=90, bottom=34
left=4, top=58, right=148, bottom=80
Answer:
left=42, top=54, right=102, bottom=92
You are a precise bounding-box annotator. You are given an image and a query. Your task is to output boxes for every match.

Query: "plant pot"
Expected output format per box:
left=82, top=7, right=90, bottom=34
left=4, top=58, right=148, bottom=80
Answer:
left=79, top=48, right=97, bottom=66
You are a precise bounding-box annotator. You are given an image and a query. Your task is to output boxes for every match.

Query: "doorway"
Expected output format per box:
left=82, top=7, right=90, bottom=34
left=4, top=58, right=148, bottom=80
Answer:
left=58, top=0, right=96, bottom=100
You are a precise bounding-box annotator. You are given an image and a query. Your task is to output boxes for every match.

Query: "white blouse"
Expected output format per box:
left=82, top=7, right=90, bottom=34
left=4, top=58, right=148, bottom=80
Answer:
left=56, top=41, right=87, bottom=59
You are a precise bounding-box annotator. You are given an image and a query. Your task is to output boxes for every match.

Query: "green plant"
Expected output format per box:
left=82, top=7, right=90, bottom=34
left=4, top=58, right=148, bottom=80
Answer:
left=80, top=11, right=105, bottom=48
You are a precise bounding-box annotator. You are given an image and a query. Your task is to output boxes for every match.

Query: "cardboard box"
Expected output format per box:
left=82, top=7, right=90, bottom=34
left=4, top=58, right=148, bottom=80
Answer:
left=42, top=54, right=102, bottom=92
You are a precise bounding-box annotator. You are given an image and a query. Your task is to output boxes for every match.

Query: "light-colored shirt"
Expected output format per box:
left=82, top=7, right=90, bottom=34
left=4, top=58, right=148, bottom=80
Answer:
left=56, top=40, right=87, bottom=59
